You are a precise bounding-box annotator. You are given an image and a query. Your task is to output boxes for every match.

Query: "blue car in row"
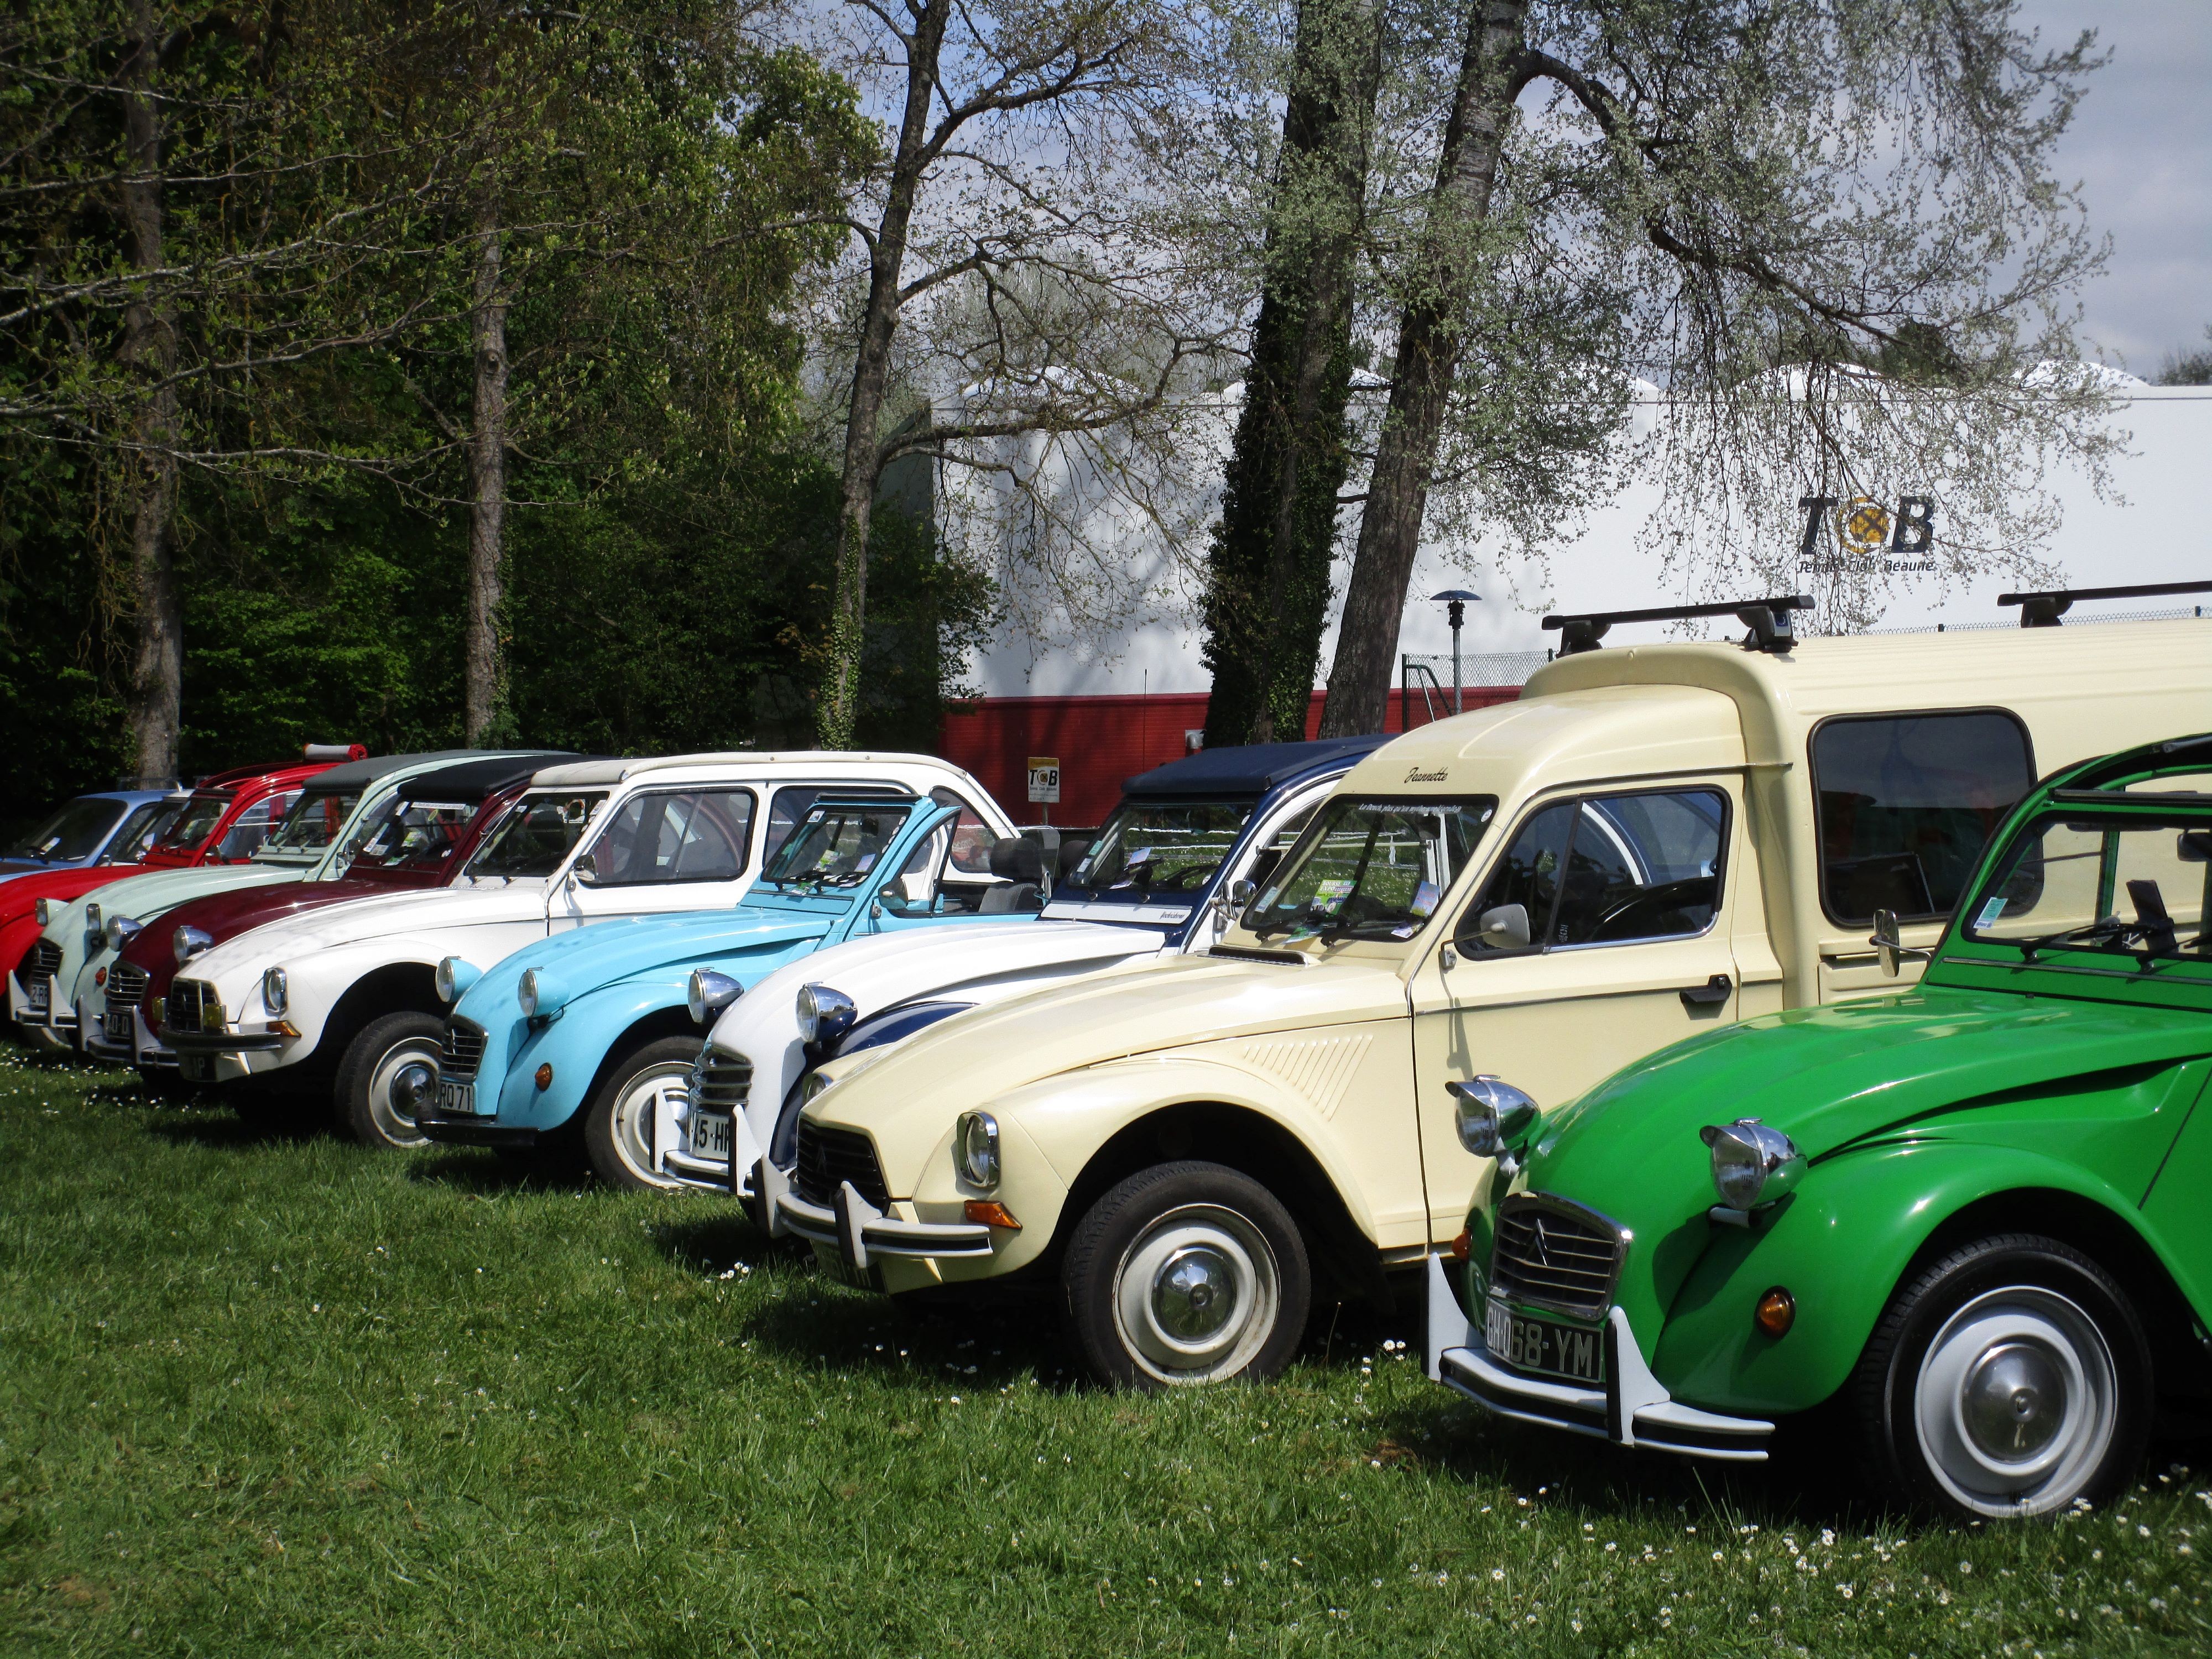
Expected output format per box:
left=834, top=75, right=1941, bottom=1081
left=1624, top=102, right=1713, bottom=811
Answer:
left=418, top=792, right=1038, bottom=1187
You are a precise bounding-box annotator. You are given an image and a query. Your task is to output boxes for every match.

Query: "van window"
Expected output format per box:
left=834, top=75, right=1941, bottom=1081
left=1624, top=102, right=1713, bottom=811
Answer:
left=214, top=791, right=296, bottom=860
left=583, top=789, right=755, bottom=885
left=1462, top=790, right=1726, bottom=951
left=1813, top=712, right=2033, bottom=924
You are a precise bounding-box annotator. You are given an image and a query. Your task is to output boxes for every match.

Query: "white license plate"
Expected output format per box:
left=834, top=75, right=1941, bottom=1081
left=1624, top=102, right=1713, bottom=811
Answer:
left=25, top=978, right=49, bottom=1019
left=440, top=1080, right=475, bottom=1116
left=688, top=1110, right=733, bottom=1161
left=1486, top=1296, right=1605, bottom=1384
left=105, top=1009, right=133, bottom=1047
left=180, top=1055, right=211, bottom=1082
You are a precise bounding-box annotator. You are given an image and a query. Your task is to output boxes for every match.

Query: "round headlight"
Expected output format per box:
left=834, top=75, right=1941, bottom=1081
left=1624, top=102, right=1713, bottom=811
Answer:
left=688, top=969, right=743, bottom=1026
left=1700, top=1118, right=1806, bottom=1212
left=86, top=903, right=100, bottom=930
left=173, top=924, right=212, bottom=966
left=795, top=982, right=857, bottom=1045
left=518, top=968, right=541, bottom=1019
left=33, top=898, right=51, bottom=927
left=262, top=966, right=288, bottom=1015
left=954, top=1110, right=1000, bottom=1190
left=434, top=956, right=481, bottom=1004
left=103, top=916, right=143, bottom=952
left=1450, top=1074, right=1540, bottom=1157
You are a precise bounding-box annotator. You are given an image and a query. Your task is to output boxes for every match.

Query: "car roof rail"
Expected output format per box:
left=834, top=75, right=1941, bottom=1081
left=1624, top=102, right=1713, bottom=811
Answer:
left=1541, top=595, right=1814, bottom=656
left=1997, top=579, right=2212, bottom=628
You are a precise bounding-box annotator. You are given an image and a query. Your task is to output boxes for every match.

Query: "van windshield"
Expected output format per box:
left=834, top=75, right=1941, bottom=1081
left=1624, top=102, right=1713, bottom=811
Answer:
left=463, top=792, right=608, bottom=880
left=758, top=801, right=916, bottom=890
left=1246, top=797, right=1498, bottom=942
left=1062, top=800, right=1256, bottom=902
left=7, top=796, right=125, bottom=862
left=258, top=789, right=363, bottom=856
left=1961, top=809, right=2212, bottom=962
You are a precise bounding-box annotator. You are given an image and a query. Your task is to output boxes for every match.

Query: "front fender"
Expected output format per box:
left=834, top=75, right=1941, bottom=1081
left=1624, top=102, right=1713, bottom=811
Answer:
left=1649, top=1137, right=2164, bottom=1416
left=498, top=972, right=694, bottom=1129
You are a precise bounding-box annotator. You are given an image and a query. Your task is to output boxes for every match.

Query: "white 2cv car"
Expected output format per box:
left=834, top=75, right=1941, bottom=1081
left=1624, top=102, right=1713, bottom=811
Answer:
left=159, top=751, right=1014, bottom=1157
left=772, top=603, right=2212, bottom=1387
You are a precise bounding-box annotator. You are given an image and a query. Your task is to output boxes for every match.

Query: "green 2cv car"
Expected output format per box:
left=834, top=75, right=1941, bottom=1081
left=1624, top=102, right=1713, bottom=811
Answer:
left=1430, top=732, right=2212, bottom=1517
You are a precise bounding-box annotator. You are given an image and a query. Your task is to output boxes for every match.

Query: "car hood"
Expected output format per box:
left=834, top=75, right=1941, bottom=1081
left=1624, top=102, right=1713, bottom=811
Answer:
left=811, top=952, right=1407, bottom=1136
left=0, top=859, right=84, bottom=881
left=67, top=863, right=301, bottom=931
left=120, top=877, right=426, bottom=993
left=1527, top=987, right=2212, bottom=1232
left=453, top=906, right=837, bottom=1027
left=1, top=866, right=132, bottom=929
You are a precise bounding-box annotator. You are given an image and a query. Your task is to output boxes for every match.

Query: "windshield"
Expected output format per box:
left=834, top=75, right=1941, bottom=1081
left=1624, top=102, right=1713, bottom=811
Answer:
left=104, top=799, right=180, bottom=863
left=349, top=799, right=482, bottom=872
left=758, top=801, right=916, bottom=890
left=259, top=788, right=364, bottom=855
left=1063, top=801, right=1257, bottom=901
left=152, top=792, right=231, bottom=853
left=1960, top=807, right=2212, bottom=961
left=1245, top=796, right=1498, bottom=942
left=462, top=791, right=607, bottom=879
left=7, top=796, right=125, bottom=862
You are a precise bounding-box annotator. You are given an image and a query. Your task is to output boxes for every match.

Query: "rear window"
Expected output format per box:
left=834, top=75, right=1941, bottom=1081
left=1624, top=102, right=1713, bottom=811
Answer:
left=1813, top=712, right=2034, bottom=925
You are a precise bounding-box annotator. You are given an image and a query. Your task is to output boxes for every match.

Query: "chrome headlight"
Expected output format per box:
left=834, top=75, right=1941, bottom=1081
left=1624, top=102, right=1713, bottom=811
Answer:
left=104, top=916, right=143, bottom=952
left=1700, top=1118, right=1806, bottom=1212
left=688, top=969, right=743, bottom=1026
left=85, top=903, right=100, bottom=930
left=262, top=966, right=288, bottom=1016
left=173, top=925, right=212, bottom=966
left=1449, top=1074, right=1540, bottom=1157
left=34, top=898, right=51, bottom=927
left=954, top=1110, right=1000, bottom=1190
left=435, top=956, right=479, bottom=1004
left=795, top=982, right=857, bottom=1045
left=518, top=968, right=542, bottom=1019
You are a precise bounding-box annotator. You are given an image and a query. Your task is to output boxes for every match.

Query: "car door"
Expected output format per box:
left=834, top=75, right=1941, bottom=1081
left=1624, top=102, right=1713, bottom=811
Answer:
left=1408, top=780, right=1747, bottom=1239
left=550, top=786, right=760, bottom=927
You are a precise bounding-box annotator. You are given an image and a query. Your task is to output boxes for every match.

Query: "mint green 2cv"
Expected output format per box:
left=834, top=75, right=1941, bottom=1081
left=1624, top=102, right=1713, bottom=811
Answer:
left=1430, top=732, right=2212, bottom=1518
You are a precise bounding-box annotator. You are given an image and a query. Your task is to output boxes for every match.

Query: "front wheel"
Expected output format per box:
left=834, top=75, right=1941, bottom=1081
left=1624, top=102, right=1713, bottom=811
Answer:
left=583, top=1036, right=701, bottom=1192
left=1061, top=1161, right=1311, bottom=1388
left=1853, top=1233, right=2151, bottom=1517
left=336, top=1012, right=443, bottom=1150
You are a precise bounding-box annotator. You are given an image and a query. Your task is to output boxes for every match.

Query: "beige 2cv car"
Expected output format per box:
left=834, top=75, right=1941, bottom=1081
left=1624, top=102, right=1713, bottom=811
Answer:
left=776, top=598, right=2212, bottom=1386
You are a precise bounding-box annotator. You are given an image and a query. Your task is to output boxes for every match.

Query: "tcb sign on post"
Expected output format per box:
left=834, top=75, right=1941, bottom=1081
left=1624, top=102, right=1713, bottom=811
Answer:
left=1026, top=757, right=1061, bottom=815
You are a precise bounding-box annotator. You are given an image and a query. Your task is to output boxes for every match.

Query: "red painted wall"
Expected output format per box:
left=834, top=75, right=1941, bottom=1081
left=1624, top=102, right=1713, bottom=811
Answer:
left=940, top=686, right=1521, bottom=826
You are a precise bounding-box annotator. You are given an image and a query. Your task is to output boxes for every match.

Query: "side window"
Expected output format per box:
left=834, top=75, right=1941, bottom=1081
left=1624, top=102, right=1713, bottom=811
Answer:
left=217, top=792, right=295, bottom=861
left=1458, top=790, right=1726, bottom=952
left=929, top=787, right=999, bottom=877
left=1814, top=712, right=2034, bottom=924
left=586, top=790, right=755, bottom=885
left=1239, top=802, right=1318, bottom=894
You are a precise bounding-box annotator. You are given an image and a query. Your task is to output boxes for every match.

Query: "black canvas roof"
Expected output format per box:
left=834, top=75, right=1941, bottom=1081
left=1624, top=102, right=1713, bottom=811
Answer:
left=1123, top=734, right=1391, bottom=801
left=393, top=752, right=580, bottom=802
left=300, top=749, right=499, bottom=793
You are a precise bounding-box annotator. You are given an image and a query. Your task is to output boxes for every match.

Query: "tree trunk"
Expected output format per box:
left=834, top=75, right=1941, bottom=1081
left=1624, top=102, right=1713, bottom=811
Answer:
left=465, top=195, right=509, bottom=745
left=819, top=1, right=953, bottom=750
left=1318, top=0, right=1526, bottom=737
left=1202, top=0, right=1385, bottom=748
left=117, top=0, right=182, bottom=784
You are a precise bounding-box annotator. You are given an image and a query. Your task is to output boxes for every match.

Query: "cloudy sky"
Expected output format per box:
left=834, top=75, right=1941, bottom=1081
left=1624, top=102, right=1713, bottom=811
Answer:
left=2021, top=1, right=2211, bottom=373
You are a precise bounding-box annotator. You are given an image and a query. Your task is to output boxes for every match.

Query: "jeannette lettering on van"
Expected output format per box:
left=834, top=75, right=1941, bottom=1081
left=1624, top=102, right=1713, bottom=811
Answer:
left=1405, top=767, right=1449, bottom=783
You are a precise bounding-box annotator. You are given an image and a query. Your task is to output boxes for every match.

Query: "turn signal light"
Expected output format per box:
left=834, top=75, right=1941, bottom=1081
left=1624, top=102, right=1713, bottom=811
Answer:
left=268, top=1020, right=301, bottom=1039
left=534, top=1063, right=554, bottom=1091
left=963, top=1199, right=1021, bottom=1230
left=94, top=966, right=106, bottom=987
left=1755, top=1286, right=1796, bottom=1338
left=1449, top=1229, right=1472, bottom=1262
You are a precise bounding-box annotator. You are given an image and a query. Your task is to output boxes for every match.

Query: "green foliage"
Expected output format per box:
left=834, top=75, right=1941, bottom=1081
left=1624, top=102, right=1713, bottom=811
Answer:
left=2156, top=328, right=2212, bottom=387
left=3, top=1054, right=2206, bottom=1654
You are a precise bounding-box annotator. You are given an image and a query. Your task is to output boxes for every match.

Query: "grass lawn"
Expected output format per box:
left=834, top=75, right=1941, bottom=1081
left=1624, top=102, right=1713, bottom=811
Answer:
left=1, top=1050, right=2207, bottom=1656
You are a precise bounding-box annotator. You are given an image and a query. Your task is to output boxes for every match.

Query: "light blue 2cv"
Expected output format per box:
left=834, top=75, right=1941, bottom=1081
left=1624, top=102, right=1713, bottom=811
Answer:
left=420, top=795, right=1027, bottom=1187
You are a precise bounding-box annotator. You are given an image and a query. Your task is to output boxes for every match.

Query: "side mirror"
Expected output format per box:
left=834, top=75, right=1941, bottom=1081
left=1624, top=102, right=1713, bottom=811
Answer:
left=570, top=861, right=600, bottom=888
left=1229, top=878, right=1256, bottom=908
left=2178, top=830, right=2212, bottom=863
left=1476, top=902, right=1530, bottom=950
left=1868, top=906, right=1932, bottom=977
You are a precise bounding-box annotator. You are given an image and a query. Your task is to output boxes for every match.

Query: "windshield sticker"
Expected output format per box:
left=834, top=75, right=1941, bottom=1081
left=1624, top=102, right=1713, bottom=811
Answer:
left=1125, top=846, right=1152, bottom=864
left=854, top=852, right=877, bottom=873
left=1975, top=895, right=2006, bottom=928
left=1312, top=878, right=1354, bottom=913
left=1410, top=880, right=1439, bottom=919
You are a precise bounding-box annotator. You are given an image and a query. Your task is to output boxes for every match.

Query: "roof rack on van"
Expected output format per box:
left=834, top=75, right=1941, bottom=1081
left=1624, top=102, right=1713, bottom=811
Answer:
left=1997, top=580, right=2212, bottom=628
left=1541, top=595, right=1814, bottom=656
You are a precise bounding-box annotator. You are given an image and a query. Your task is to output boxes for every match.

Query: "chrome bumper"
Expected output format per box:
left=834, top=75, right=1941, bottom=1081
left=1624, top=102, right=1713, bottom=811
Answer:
left=1424, top=1256, right=1774, bottom=1463
left=776, top=1181, right=994, bottom=1272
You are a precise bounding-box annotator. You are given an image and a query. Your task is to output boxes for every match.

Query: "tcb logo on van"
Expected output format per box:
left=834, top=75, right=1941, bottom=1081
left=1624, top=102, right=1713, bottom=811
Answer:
left=1797, top=494, right=1937, bottom=574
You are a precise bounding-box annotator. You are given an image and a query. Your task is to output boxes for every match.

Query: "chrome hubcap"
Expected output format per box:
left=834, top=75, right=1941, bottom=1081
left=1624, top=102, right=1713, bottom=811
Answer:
left=367, top=1044, right=436, bottom=1147
left=1113, top=1204, right=1279, bottom=1385
left=1914, top=1286, right=2115, bottom=1516
left=609, top=1063, right=691, bottom=1190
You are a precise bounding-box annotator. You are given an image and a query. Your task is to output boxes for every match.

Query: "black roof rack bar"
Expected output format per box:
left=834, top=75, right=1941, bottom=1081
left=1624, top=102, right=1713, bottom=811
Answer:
left=1540, top=594, right=1814, bottom=656
left=1998, top=580, right=2212, bottom=628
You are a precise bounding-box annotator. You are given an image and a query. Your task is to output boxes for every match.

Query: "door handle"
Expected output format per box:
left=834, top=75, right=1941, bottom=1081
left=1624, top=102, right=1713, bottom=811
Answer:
left=1679, top=973, right=1732, bottom=1010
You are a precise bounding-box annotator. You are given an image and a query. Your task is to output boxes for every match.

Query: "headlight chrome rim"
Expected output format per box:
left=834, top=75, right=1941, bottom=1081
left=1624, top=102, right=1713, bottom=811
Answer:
left=1449, top=1074, right=1540, bottom=1158
left=1700, top=1118, right=1807, bottom=1212
left=795, top=982, right=857, bottom=1046
left=518, top=968, right=541, bottom=1019
left=103, top=916, right=144, bottom=953
left=34, top=898, right=51, bottom=927
left=954, top=1110, right=1000, bottom=1191
left=262, top=966, right=288, bottom=1016
left=173, top=924, right=212, bottom=967
left=687, top=969, right=743, bottom=1026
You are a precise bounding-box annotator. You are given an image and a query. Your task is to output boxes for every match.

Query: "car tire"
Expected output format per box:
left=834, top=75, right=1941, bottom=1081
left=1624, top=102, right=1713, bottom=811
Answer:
left=1061, top=1160, right=1311, bottom=1389
left=1853, top=1232, right=2151, bottom=1518
left=336, top=1012, right=444, bottom=1151
left=583, top=1036, right=701, bottom=1192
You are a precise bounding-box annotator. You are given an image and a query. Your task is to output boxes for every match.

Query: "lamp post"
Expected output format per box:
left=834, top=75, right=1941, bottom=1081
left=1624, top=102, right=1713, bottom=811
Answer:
left=1431, top=589, right=1480, bottom=714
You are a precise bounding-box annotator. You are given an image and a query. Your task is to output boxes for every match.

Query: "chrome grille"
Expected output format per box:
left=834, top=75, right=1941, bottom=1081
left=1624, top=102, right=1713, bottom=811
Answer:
left=27, top=939, right=62, bottom=975
left=440, top=1019, right=487, bottom=1082
left=107, top=961, right=149, bottom=1009
left=691, top=1047, right=750, bottom=1112
left=1490, top=1194, right=1626, bottom=1322
left=794, top=1120, right=889, bottom=1211
left=168, top=980, right=218, bottom=1032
